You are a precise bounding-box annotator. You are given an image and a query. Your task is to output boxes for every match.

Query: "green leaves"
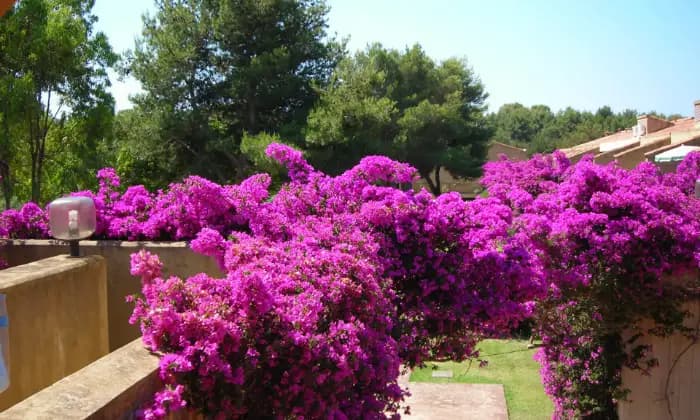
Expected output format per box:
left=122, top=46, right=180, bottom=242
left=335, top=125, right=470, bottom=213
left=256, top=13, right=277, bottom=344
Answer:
left=122, top=0, right=343, bottom=186
left=305, top=43, right=491, bottom=193
left=0, top=0, right=116, bottom=204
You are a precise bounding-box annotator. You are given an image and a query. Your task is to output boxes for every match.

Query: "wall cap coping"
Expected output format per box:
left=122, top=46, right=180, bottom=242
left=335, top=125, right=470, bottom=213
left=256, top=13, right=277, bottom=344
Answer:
left=3, top=239, right=190, bottom=248
left=0, top=339, right=157, bottom=419
left=0, top=255, right=104, bottom=292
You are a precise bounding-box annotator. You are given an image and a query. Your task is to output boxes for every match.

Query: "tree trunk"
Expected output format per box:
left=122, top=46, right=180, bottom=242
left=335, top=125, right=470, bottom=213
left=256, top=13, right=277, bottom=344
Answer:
left=434, top=166, right=442, bottom=195
left=30, top=89, right=52, bottom=203
left=0, top=97, right=11, bottom=209
left=0, top=160, right=11, bottom=210
left=420, top=169, right=441, bottom=196
left=246, top=81, right=257, bottom=134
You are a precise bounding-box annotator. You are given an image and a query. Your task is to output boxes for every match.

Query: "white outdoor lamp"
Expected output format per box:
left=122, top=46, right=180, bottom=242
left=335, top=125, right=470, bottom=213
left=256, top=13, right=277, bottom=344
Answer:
left=695, top=179, right=700, bottom=198
left=48, top=196, right=96, bottom=257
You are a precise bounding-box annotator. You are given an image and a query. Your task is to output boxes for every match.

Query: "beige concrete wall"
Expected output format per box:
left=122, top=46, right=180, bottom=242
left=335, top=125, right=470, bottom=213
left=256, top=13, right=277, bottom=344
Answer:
left=0, top=255, right=108, bottom=410
left=488, top=142, right=528, bottom=161
left=1, top=241, right=223, bottom=352
left=670, top=128, right=700, bottom=145
left=619, top=300, right=700, bottom=420
left=0, top=339, right=200, bottom=419
left=614, top=137, right=671, bottom=170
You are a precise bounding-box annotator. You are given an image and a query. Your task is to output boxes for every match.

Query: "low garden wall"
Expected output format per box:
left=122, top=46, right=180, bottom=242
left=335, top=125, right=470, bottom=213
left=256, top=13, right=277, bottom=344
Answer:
left=618, top=299, right=700, bottom=420
left=1, top=240, right=222, bottom=351
left=0, top=255, right=108, bottom=410
left=0, top=339, right=200, bottom=419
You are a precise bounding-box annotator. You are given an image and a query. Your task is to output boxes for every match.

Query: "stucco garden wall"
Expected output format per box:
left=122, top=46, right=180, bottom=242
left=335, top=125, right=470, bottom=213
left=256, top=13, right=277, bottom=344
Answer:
left=1, top=240, right=223, bottom=351
left=0, top=339, right=201, bottom=419
left=0, top=255, right=108, bottom=410
left=618, top=299, right=700, bottom=420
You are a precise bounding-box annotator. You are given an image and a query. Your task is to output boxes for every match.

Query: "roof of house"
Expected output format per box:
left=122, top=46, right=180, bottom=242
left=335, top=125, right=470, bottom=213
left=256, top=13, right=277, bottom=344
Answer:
left=561, top=130, right=634, bottom=158
left=490, top=141, right=527, bottom=153
left=561, top=117, right=700, bottom=160
left=654, top=145, right=700, bottom=162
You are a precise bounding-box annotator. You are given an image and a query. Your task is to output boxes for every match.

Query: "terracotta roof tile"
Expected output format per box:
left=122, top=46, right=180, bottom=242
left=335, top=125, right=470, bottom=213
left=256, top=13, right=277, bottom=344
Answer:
left=561, top=117, right=699, bottom=158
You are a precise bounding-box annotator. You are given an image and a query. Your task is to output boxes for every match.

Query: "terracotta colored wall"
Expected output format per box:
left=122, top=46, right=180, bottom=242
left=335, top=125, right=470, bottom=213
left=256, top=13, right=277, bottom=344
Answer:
left=0, top=255, right=108, bottom=410
left=618, top=300, right=700, bottom=420
left=2, top=241, right=223, bottom=351
left=0, top=339, right=200, bottom=419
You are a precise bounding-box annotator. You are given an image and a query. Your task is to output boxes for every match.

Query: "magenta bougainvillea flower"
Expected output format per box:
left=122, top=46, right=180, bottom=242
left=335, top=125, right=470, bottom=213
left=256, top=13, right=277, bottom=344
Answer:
left=3, top=148, right=700, bottom=419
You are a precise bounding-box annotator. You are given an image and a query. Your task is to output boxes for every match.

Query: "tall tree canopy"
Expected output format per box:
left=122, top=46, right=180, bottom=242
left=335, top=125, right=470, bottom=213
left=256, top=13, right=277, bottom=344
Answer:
left=0, top=0, right=116, bottom=205
left=306, top=43, right=491, bottom=195
left=121, top=0, right=344, bottom=186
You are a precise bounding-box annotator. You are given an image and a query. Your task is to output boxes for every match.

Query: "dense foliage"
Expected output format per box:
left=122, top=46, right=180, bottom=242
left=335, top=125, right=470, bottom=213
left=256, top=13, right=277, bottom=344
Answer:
left=306, top=43, right=491, bottom=195
left=0, top=0, right=116, bottom=204
left=118, top=0, right=344, bottom=187
left=483, top=152, right=700, bottom=418
left=2, top=147, right=700, bottom=419
left=487, top=103, right=684, bottom=154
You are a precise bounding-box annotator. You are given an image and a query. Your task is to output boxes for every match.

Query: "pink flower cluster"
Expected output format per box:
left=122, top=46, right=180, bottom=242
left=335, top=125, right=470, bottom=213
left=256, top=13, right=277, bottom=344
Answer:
left=485, top=152, right=700, bottom=418
left=0, top=170, right=270, bottom=242
left=0, top=202, right=49, bottom=239
left=129, top=145, right=541, bottom=418
left=5, top=145, right=700, bottom=419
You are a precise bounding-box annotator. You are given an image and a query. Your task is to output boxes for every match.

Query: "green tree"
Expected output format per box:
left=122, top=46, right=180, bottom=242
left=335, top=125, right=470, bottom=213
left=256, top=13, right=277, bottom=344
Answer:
left=40, top=94, right=116, bottom=201
left=490, top=104, right=641, bottom=154
left=491, top=103, right=544, bottom=144
left=306, top=44, right=491, bottom=195
left=0, top=0, right=116, bottom=204
left=122, top=0, right=344, bottom=184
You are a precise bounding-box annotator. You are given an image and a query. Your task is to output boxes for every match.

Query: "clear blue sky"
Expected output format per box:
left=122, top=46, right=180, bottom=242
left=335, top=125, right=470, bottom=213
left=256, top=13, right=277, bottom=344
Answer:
left=94, top=0, right=700, bottom=116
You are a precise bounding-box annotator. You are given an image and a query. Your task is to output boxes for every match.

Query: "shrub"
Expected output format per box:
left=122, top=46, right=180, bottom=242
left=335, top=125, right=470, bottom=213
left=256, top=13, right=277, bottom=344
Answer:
left=488, top=153, right=700, bottom=419
left=129, top=144, right=540, bottom=418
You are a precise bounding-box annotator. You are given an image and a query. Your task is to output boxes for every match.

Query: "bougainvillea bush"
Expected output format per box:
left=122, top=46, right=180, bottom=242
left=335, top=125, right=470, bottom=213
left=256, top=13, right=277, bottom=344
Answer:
left=4, top=145, right=700, bottom=419
left=126, top=145, right=542, bottom=419
left=484, top=153, right=700, bottom=419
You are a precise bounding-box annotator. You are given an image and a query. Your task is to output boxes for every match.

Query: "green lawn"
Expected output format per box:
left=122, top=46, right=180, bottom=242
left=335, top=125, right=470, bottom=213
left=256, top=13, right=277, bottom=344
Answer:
left=409, top=339, right=553, bottom=420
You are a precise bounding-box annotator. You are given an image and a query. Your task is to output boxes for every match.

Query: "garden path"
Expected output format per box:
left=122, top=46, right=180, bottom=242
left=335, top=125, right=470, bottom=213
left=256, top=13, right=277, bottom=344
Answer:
left=398, top=371, right=509, bottom=419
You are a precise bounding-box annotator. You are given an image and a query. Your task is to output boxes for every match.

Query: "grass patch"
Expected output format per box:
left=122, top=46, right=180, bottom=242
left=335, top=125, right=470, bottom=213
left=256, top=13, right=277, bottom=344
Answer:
left=410, top=339, right=553, bottom=420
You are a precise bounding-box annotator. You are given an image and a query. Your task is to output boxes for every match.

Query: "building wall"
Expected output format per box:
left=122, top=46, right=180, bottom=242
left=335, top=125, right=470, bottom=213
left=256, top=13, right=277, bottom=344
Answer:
left=0, top=255, right=108, bottom=410
left=2, top=241, right=223, bottom=351
left=487, top=142, right=528, bottom=161
left=618, top=299, right=700, bottom=420
left=615, top=137, right=671, bottom=170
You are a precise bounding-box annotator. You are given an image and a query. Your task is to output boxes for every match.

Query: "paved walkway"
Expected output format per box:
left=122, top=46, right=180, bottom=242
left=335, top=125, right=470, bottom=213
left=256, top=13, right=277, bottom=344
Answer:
left=398, top=372, right=509, bottom=419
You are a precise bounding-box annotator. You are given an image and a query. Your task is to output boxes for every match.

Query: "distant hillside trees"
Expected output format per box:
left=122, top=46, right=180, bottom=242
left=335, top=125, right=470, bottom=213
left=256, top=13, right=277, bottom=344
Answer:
left=488, top=104, right=684, bottom=154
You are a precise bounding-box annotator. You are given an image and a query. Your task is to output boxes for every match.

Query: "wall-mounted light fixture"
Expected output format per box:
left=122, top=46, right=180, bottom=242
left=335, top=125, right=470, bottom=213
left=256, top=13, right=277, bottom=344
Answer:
left=48, top=197, right=96, bottom=257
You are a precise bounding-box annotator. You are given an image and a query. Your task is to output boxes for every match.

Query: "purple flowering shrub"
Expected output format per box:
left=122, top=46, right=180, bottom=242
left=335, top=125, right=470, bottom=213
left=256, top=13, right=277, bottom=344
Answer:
left=4, top=144, right=700, bottom=419
left=0, top=169, right=271, bottom=242
left=130, top=224, right=404, bottom=419
left=128, top=144, right=542, bottom=418
left=489, top=153, right=700, bottom=418
left=0, top=202, right=50, bottom=239
left=481, top=150, right=570, bottom=210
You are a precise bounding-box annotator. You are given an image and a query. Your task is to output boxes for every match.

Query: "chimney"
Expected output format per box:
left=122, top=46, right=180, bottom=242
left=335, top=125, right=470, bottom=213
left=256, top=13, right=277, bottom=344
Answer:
left=637, top=114, right=673, bottom=135
left=694, top=100, right=700, bottom=121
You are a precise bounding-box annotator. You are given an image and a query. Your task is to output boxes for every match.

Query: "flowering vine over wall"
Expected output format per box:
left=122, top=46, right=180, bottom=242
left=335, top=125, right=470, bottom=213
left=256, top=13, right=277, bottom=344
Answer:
left=483, top=151, right=700, bottom=419
left=3, top=147, right=700, bottom=419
